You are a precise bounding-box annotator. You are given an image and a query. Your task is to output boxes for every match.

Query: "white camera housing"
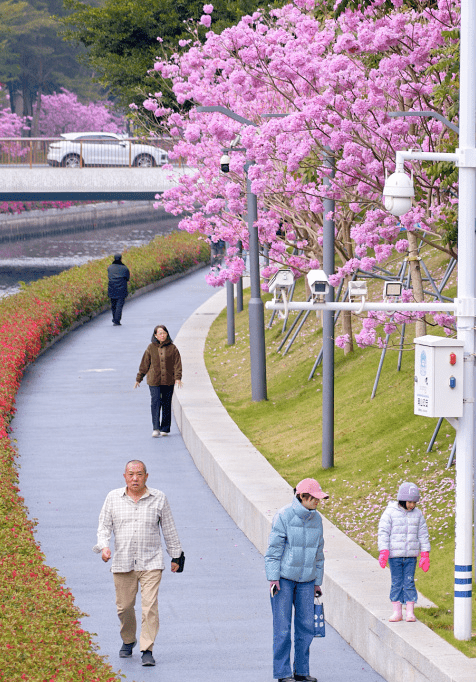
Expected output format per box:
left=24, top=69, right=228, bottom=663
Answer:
left=348, top=280, right=368, bottom=299
left=382, top=170, right=414, bottom=216
left=268, top=268, right=294, bottom=294
left=383, top=281, right=403, bottom=299
left=307, top=269, right=329, bottom=297
left=220, top=153, right=230, bottom=173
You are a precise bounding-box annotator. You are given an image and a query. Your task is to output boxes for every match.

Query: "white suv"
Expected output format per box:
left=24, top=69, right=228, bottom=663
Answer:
left=47, top=132, right=168, bottom=168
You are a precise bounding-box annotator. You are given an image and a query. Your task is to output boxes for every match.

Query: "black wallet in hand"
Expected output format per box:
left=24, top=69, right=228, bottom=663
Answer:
left=173, top=551, right=185, bottom=573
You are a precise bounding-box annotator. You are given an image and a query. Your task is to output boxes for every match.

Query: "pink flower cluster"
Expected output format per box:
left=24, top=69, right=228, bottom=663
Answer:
left=141, top=0, right=459, bottom=346
left=34, top=89, right=124, bottom=137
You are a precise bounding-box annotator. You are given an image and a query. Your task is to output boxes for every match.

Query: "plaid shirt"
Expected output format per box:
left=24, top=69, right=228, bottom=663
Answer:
left=93, top=487, right=182, bottom=573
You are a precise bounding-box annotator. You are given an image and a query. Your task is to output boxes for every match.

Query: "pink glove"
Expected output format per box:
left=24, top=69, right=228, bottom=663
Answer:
left=269, top=580, right=280, bottom=595
left=379, top=550, right=389, bottom=568
left=419, top=551, right=430, bottom=572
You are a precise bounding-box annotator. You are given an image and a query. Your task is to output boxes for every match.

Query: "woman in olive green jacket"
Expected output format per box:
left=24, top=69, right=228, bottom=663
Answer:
left=134, top=325, right=182, bottom=437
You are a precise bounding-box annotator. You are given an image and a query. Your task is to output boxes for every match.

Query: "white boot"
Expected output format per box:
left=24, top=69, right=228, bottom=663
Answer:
left=389, top=602, right=403, bottom=622
left=406, top=601, right=416, bottom=622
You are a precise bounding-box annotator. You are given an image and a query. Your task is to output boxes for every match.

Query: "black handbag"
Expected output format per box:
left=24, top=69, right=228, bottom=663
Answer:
left=173, top=551, right=185, bottom=573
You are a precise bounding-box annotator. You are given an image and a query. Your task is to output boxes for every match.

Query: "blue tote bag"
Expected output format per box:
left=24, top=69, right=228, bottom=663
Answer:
left=314, top=597, right=325, bottom=637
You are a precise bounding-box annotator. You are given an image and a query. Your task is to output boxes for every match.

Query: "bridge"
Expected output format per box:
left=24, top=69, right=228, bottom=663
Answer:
left=0, top=166, right=193, bottom=201
left=0, top=135, right=192, bottom=200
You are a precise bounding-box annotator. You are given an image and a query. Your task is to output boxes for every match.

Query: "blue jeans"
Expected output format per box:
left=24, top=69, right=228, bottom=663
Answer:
left=270, top=578, right=314, bottom=679
left=149, top=385, right=174, bottom=432
left=388, top=557, right=417, bottom=603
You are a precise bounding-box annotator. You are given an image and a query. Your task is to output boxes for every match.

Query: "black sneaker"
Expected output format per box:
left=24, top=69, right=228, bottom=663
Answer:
left=119, top=640, right=136, bottom=657
left=141, top=650, right=156, bottom=666
left=294, top=676, right=317, bottom=682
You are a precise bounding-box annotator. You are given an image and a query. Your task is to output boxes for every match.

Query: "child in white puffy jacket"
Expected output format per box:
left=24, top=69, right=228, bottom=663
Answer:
left=378, top=482, right=430, bottom=622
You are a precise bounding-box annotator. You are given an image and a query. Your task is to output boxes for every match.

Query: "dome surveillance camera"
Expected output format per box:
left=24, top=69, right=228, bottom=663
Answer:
left=382, top=170, right=414, bottom=217
left=220, top=153, right=230, bottom=173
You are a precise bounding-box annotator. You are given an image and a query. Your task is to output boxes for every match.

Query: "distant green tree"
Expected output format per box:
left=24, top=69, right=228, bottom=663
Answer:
left=0, top=0, right=108, bottom=131
left=61, top=0, right=265, bottom=110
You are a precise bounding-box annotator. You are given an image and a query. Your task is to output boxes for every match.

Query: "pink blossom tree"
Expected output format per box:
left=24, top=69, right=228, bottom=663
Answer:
left=137, top=0, right=459, bottom=351
left=0, top=107, right=29, bottom=158
left=35, top=89, right=124, bottom=137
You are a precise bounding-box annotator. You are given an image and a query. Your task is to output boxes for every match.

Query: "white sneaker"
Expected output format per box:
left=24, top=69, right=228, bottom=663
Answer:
left=159, top=431, right=169, bottom=436
left=152, top=430, right=161, bottom=438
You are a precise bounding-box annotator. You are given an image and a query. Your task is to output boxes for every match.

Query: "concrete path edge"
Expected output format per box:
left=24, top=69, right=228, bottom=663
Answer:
left=172, top=287, right=476, bottom=682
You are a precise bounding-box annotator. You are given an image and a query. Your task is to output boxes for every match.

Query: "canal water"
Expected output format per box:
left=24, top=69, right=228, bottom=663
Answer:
left=0, top=213, right=181, bottom=297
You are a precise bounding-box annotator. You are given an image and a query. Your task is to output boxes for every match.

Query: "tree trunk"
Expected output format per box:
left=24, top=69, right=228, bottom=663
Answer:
left=342, top=309, right=354, bottom=354
left=31, top=86, right=42, bottom=138
left=407, top=231, right=426, bottom=338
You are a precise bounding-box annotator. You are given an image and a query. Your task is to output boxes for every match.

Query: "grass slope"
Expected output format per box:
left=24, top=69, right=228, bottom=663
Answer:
left=204, top=283, right=476, bottom=656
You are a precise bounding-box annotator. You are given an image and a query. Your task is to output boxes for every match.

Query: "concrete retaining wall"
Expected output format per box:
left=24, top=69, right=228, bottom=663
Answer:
left=0, top=201, right=172, bottom=242
left=173, top=288, right=476, bottom=682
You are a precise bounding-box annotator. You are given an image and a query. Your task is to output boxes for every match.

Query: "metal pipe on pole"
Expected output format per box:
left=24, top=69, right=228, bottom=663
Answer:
left=246, top=163, right=267, bottom=401
left=236, top=240, right=244, bottom=313
left=322, top=149, right=335, bottom=469
left=453, top=0, right=475, bottom=640
left=265, top=300, right=456, bottom=313
left=226, top=280, right=235, bottom=345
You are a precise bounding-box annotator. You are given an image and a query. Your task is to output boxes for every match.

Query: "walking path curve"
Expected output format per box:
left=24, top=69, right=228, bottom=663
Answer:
left=14, top=268, right=384, bottom=682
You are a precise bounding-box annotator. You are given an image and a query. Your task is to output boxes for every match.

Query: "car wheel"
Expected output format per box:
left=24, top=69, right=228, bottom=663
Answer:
left=133, top=153, right=156, bottom=168
left=61, top=154, right=83, bottom=168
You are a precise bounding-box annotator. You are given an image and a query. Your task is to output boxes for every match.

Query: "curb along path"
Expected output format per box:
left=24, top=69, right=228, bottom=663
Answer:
left=14, top=269, right=382, bottom=682
left=173, top=287, right=476, bottom=682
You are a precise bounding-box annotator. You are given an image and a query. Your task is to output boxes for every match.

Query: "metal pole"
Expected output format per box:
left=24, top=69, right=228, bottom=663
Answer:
left=453, top=0, right=475, bottom=640
left=427, top=417, right=443, bottom=454
left=447, top=439, right=457, bottom=469
left=226, top=280, right=235, bottom=345
left=283, top=310, right=312, bottom=356
left=237, top=240, right=243, bottom=313
left=371, top=328, right=391, bottom=400
left=236, top=277, right=243, bottom=314
left=322, top=149, right=335, bottom=469
left=246, top=164, right=267, bottom=401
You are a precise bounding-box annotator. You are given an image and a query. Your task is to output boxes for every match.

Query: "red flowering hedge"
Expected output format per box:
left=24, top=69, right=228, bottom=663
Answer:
left=0, top=201, right=98, bottom=215
left=0, top=231, right=209, bottom=681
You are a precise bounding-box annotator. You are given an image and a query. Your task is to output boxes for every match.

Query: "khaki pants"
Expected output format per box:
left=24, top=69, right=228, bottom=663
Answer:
left=113, top=569, right=162, bottom=652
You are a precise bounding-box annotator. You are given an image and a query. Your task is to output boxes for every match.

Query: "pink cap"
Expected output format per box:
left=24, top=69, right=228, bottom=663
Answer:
left=296, top=478, right=329, bottom=500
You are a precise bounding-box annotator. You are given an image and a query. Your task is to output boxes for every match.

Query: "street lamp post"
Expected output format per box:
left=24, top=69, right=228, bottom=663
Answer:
left=322, top=149, right=335, bottom=469
left=197, top=105, right=267, bottom=401
left=452, top=0, right=476, bottom=640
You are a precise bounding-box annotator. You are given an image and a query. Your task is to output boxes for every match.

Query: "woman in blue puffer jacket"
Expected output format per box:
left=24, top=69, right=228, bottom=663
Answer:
left=265, top=478, right=328, bottom=682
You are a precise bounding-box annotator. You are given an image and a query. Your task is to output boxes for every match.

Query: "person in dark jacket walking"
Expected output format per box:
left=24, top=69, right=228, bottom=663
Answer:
left=107, top=254, right=130, bottom=326
left=134, top=325, right=182, bottom=437
left=265, top=478, right=328, bottom=682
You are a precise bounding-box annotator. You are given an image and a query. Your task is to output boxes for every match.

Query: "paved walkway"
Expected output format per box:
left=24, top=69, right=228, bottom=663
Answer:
left=14, top=268, right=384, bottom=682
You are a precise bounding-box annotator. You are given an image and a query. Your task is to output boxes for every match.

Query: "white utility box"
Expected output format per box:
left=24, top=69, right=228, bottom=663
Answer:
left=414, top=335, right=464, bottom=418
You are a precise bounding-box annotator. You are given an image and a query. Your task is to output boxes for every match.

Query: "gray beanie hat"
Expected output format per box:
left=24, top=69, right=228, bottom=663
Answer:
left=397, top=481, right=420, bottom=502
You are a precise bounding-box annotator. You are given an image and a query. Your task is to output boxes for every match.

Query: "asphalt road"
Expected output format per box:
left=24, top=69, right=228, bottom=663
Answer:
left=14, top=268, right=386, bottom=682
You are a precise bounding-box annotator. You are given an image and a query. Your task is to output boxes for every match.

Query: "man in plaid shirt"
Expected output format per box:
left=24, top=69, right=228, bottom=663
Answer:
left=93, top=460, right=183, bottom=667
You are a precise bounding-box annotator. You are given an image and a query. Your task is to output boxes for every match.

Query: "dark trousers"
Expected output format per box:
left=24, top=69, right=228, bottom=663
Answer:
left=110, top=297, right=125, bottom=324
left=149, top=385, right=174, bottom=432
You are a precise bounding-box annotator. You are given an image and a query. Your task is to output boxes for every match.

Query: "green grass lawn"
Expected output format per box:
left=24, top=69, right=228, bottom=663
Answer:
left=204, top=280, right=476, bottom=656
